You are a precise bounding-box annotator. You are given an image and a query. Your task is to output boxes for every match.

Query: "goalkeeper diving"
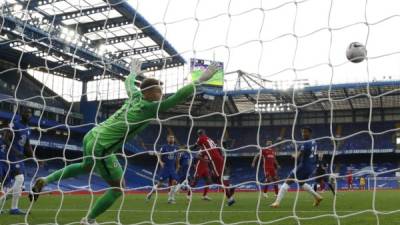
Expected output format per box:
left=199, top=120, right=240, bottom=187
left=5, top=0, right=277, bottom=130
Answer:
left=29, top=59, right=221, bottom=225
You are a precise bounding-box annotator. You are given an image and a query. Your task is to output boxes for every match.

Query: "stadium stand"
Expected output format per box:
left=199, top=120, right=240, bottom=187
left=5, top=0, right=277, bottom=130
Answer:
left=16, top=152, right=399, bottom=191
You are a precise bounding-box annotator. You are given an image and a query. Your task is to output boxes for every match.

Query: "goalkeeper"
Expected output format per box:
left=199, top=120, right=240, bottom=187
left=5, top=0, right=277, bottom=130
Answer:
left=30, top=59, right=220, bottom=225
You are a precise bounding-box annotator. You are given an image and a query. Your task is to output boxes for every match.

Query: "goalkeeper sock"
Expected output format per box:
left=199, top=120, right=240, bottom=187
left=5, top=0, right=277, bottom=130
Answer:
left=45, top=163, right=89, bottom=184
left=88, top=189, right=122, bottom=220
left=302, top=183, right=322, bottom=199
left=275, top=183, right=289, bottom=204
left=11, top=174, right=24, bottom=210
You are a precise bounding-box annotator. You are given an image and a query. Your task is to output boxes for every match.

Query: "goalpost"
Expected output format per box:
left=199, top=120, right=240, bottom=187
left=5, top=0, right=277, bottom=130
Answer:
left=1, top=0, right=400, bottom=224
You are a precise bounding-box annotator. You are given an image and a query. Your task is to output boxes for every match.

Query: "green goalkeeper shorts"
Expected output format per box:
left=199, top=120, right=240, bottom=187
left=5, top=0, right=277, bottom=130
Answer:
left=82, top=132, right=124, bottom=182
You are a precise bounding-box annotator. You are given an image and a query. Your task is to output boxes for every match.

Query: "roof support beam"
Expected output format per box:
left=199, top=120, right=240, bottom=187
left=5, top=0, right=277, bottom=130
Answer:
left=310, top=92, right=325, bottom=111
left=104, top=0, right=185, bottom=65
left=227, top=96, right=239, bottom=114
left=343, top=88, right=354, bottom=110
left=377, top=86, right=384, bottom=121
left=76, top=17, right=131, bottom=34
left=9, top=0, right=66, bottom=10
left=1, top=15, right=130, bottom=80
left=377, top=86, right=383, bottom=108
left=243, top=73, right=265, bottom=89
left=110, top=45, right=160, bottom=58
left=80, top=56, right=184, bottom=79
left=0, top=45, right=81, bottom=77
left=4, top=0, right=186, bottom=80
left=91, top=33, right=147, bottom=46
left=52, top=5, right=112, bottom=23
left=141, top=56, right=184, bottom=70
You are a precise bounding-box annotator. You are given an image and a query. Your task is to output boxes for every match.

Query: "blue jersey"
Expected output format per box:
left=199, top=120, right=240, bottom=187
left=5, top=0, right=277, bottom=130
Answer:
left=0, top=134, right=8, bottom=180
left=10, top=120, right=30, bottom=161
left=298, top=140, right=317, bottom=170
left=179, top=151, right=191, bottom=168
left=160, top=144, right=178, bottom=170
left=0, top=135, right=7, bottom=162
left=0, top=135, right=8, bottom=160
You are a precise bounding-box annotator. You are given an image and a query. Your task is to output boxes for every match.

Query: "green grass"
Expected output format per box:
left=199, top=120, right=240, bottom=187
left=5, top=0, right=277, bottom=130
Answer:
left=1, top=190, right=400, bottom=225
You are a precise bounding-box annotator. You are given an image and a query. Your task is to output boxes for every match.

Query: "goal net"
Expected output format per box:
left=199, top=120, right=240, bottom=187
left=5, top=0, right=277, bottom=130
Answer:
left=0, top=0, right=400, bottom=224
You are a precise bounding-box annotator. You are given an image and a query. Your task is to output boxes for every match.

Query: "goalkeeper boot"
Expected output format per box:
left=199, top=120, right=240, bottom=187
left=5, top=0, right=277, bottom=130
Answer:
left=262, top=193, right=268, bottom=198
left=30, top=178, right=46, bottom=202
left=313, top=196, right=323, bottom=207
left=80, top=217, right=98, bottom=225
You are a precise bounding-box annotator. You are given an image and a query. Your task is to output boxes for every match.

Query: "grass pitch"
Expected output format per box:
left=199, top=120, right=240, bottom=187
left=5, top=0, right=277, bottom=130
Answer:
left=1, top=190, right=400, bottom=225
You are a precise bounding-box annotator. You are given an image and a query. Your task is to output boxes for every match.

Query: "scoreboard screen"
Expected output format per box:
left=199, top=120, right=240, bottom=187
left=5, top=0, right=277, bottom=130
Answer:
left=190, top=58, right=224, bottom=87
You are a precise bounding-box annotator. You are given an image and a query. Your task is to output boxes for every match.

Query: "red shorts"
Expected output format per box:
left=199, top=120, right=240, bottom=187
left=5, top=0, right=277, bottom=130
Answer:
left=195, top=168, right=210, bottom=179
left=210, top=156, right=224, bottom=177
left=264, top=168, right=277, bottom=178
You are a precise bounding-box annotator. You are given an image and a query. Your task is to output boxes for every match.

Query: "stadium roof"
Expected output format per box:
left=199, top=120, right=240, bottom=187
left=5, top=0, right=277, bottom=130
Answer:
left=204, top=81, right=400, bottom=114
left=97, top=81, right=400, bottom=117
left=129, top=81, right=399, bottom=116
left=0, top=0, right=185, bottom=81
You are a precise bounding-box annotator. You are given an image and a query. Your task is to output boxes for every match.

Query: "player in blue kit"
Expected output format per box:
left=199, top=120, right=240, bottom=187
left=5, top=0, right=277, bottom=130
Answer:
left=271, top=127, right=323, bottom=208
left=0, top=127, right=15, bottom=214
left=0, top=130, right=7, bottom=214
left=0, top=131, right=7, bottom=186
left=146, top=134, right=180, bottom=204
left=0, top=130, right=9, bottom=198
left=177, top=146, right=191, bottom=191
left=5, top=110, right=34, bottom=215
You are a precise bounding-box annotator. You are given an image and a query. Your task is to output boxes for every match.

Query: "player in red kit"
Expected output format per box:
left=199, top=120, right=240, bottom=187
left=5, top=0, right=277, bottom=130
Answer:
left=188, top=148, right=213, bottom=201
left=347, top=170, right=353, bottom=190
left=252, top=139, right=280, bottom=198
left=196, top=129, right=235, bottom=206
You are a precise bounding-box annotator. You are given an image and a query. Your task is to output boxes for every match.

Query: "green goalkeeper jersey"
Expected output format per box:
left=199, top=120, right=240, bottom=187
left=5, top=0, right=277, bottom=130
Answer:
left=87, top=72, right=195, bottom=153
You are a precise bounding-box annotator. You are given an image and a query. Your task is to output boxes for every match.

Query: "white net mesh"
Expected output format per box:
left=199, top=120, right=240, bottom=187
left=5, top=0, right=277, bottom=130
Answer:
left=0, top=0, right=400, bottom=224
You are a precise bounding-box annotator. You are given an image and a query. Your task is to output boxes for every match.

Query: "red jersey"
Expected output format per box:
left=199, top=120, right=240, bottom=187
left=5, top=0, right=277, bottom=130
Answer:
left=197, top=135, right=223, bottom=160
left=197, top=134, right=225, bottom=177
left=347, top=173, right=353, bottom=183
left=262, top=148, right=276, bottom=169
left=196, top=151, right=210, bottom=171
